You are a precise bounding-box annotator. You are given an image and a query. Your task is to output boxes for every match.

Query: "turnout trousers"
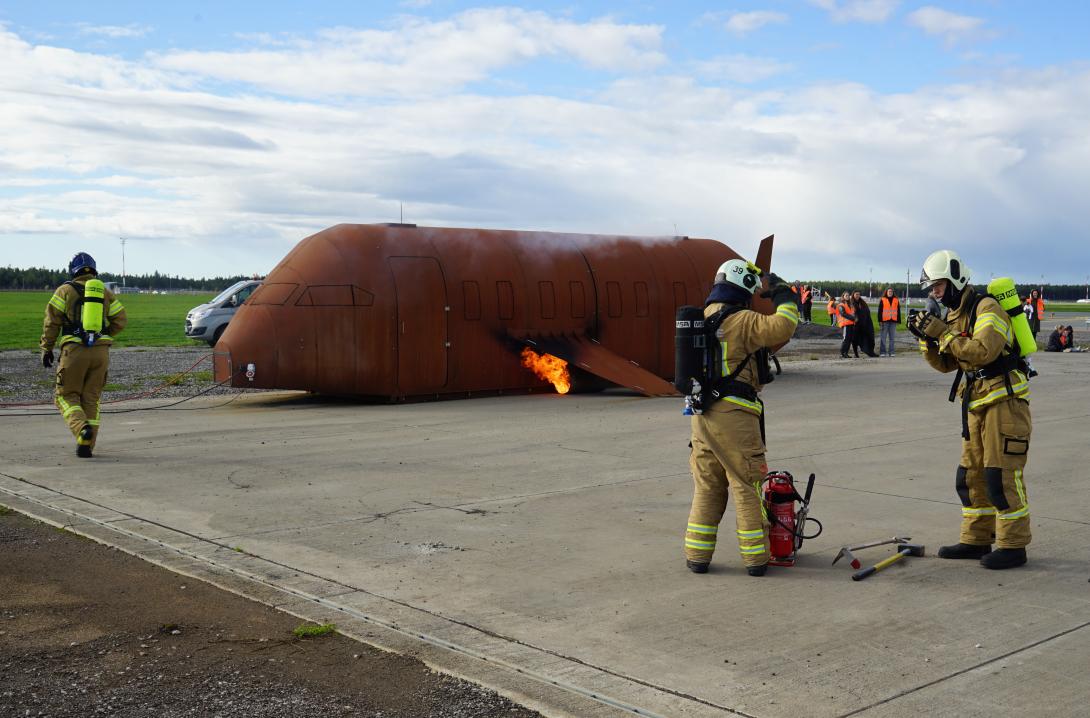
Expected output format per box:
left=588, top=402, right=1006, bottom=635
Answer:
left=54, top=343, right=110, bottom=449
left=685, top=406, right=770, bottom=568
left=958, top=397, right=1032, bottom=548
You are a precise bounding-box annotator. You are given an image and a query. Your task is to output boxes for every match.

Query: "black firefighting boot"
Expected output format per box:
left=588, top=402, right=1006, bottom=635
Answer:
left=980, top=548, right=1027, bottom=570
left=746, top=564, right=767, bottom=577
left=686, top=560, right=709, bottom=574
left=937, top=543, right=991, bottom=559
left=76, top=425, right=93, bottom=458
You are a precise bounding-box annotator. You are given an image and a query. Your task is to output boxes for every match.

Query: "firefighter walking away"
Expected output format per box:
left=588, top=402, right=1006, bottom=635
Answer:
left=679, top=259, right=798, bottom=576
left=40, top=252, right=127, bottom=458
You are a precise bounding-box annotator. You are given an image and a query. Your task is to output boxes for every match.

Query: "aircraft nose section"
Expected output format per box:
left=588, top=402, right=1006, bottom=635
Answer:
left=214, top=305, right=278, bottom=388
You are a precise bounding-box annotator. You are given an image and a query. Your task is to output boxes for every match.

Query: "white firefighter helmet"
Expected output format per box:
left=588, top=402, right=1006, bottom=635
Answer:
left=714, top=258, right=763, bottom=294
left=920, top=250, right=970, bottom=291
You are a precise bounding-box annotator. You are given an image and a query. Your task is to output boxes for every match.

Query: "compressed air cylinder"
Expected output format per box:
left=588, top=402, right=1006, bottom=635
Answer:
left=81, top=278, right=106, bottom=336
left=987, top=277, right=1037, bottom=357
left=674, top=305, right=707, bottom=394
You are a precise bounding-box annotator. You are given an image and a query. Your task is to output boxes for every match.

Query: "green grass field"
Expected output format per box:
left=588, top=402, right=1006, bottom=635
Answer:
left=0, top=291, right=215, bottom=351
left=2, top=291, right=1084, bottom=351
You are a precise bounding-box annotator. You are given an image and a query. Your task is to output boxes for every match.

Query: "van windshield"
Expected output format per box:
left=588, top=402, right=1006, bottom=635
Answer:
left=211, top=281, right=251, bottom=305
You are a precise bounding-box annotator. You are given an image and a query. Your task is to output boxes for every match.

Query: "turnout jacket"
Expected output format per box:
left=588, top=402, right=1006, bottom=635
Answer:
left=40, top=276, right=127, bottom=353
left=704, top=301, right=798, bottom=417
left=919, top=287, right=1028, bottom=412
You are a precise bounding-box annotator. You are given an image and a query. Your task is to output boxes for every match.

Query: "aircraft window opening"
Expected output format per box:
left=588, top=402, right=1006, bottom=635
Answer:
left=606, top=281, right=622, bottom=318
left=634, top=282, right=649, bottom=317
left=539, top=281, right=556, bottom=319
left=463, top=281, right=482, bottom=320
left=570, top=282, right=586, bottom=319
left=497, top=281, right=514, bottom=320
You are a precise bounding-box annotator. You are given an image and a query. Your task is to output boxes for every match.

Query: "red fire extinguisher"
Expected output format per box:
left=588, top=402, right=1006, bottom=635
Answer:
left=762, top=471, right=821, bottom=567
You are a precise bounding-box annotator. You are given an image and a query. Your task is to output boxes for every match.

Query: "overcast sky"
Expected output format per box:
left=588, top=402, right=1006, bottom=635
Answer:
left=2, top=1, right=1089, bottom=285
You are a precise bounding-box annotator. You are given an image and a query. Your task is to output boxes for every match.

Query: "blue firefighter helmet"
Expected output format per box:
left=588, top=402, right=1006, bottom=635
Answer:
left=69, top=252, right=97, bottom=277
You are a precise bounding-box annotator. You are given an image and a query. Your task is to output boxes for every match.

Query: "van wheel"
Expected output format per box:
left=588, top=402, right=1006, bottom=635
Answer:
left=211, top=325, right=226, bottom=346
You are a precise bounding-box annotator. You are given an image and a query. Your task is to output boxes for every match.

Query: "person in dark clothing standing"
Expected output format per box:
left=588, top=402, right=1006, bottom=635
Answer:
left=852, top=291, right=879, bottom=357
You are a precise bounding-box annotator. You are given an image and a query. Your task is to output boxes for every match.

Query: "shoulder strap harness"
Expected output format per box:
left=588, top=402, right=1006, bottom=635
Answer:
left=947, top=294, right=1028, bottom=439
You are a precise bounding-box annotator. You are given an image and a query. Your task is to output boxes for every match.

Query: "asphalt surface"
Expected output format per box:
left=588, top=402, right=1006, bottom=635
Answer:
left=2, top=322, right=1089, bottom=717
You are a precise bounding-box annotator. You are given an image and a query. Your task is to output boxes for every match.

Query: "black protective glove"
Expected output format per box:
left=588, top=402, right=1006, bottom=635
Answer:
left=42, top=350, right=54, bottom=368
left=760, top=272, right=795, bottom=307
left=910, top=310, right=948, bottom=339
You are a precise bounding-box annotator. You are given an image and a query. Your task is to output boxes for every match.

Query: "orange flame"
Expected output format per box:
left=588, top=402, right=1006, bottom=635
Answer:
left=520, top=347, right=571, bottom=394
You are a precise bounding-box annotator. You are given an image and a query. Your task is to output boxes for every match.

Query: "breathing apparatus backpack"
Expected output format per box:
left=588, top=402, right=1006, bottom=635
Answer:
left=947, top=278, right=1036, bottom=439
left=62, top=278, right=109, bottom=347
left=674, top=304, right=775, bottom=416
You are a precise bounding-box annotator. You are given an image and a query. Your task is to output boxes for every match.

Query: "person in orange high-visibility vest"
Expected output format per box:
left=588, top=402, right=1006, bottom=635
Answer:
left=836, top=292, right=857, bottom=358
left=800, top=285, right=813, bottom=323
left=1024, top=290, right=1045, bottom=338
left=878, top=288, right=901, bottom=357
left=826, top=293, right=837, bottom=326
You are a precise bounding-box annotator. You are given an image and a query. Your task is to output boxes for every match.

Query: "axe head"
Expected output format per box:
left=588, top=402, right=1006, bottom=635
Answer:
left=832, top=547, right=862, bottom=569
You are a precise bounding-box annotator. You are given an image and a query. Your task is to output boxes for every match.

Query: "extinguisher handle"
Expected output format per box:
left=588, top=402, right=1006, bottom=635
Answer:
left=852, top=566, right=877, bottom=581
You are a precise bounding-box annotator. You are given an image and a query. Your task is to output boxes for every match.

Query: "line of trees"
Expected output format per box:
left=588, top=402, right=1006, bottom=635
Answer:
left=802, top=280, right=1090, bottom=302
left=0, top=266, right=255, bottom=292
left=2, top=265, right=1087, bottom=300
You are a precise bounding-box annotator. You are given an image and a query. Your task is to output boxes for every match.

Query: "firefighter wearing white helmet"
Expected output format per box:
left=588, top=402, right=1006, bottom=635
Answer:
left=683, top=258, right=799, bottom=577
left=910, top=249, right=1032, bottom=570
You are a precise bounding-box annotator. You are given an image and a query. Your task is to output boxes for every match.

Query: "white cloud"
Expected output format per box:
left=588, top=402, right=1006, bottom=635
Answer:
left=907, top=6, right=988, bottom=46
left=695, top=55, right=792, bottom=84
left=807, top=0, right=900, bottom=24
left=724, top=11, right=789, bottom=36
left=77, top=23, right=152, bottom=39
left=0, top=22, right=1088, bottom=281
left=152, top=8, right=665, bottom=98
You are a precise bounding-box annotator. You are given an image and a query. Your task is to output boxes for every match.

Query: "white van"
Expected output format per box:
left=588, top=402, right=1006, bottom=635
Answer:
left=184, top=280, right=262, bottom=345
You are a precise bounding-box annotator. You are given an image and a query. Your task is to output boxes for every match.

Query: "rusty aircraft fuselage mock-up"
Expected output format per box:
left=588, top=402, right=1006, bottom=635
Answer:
left=213, top=224, right=776, bottom=400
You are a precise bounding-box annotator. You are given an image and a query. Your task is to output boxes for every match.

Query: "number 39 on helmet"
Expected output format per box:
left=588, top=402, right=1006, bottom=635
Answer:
left=714, top=259, right=763, bottom=295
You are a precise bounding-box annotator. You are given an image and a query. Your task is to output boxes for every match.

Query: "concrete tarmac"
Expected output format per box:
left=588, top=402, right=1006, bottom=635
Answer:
left=3, top=350, right=1089, bottom=717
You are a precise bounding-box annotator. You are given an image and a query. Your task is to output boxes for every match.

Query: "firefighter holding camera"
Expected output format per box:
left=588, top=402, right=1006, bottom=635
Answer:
left=683, top=260, right=799, bottom=577
left=911, top=250, right=1031, bottom=570
left=40, top=252, right=127, bottom=458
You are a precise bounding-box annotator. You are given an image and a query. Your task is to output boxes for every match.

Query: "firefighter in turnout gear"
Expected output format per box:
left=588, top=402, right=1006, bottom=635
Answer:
left=684, top=260, right=799, bottom=577
left=40, top=252, right=127, bottom=458
left=911, top=250, right=1031, bottom=570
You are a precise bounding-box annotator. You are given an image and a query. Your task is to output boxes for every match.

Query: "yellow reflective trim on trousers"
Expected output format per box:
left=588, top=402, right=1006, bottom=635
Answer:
left=998, top=506, right=1029, bottom=520
left=968, top=381, right=1029, bottom=410
left=86, top=419, right=100, bottom=426
left=962, top=507, right=997, bottom=516
left=62, top=404, right=81, bottom=418
left=740, top=545, right=767, bottom=555
left=739, top=541, right=765, bottom=549
left=918, top=340, right=929, bottom=351
left=722, top=396, right=763, bottom=414
left=56, top=396, right=72, bottom=412
left=736, top=528, right=764, bottom=537
left=687, top=524, right=718, bottom=535
left=685, top=538, right=716, bottom=549
left=1014, top=469, right=1027, bottom=506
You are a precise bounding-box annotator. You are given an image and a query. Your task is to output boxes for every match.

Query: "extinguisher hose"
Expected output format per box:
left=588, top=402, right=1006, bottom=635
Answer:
left=768, top=504, right=824, bottom=540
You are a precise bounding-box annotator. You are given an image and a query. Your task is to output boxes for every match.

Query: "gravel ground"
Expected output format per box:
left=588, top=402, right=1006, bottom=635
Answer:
left=0, top=511, right=541, bottom=718
left=0, top=346, right=243, bottom=407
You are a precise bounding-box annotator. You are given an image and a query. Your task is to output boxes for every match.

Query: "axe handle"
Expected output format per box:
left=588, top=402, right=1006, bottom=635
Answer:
left=852, top=549, right=908, bottom=581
